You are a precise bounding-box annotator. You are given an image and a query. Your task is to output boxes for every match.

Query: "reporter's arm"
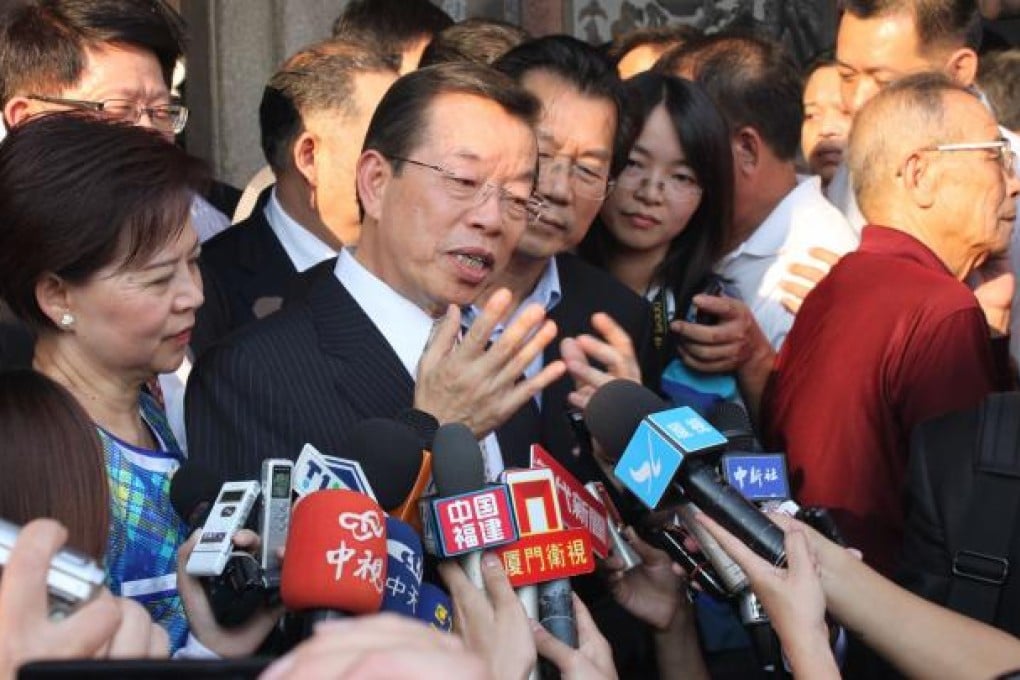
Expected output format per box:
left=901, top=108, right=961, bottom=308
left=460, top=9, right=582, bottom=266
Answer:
left=813, top=527, right=1020, bottom=680
left=670, top=296, right=775, bottom=422
left=698, top=515, right=838, bottom=679
left=531, top=593, right=617, bottom=680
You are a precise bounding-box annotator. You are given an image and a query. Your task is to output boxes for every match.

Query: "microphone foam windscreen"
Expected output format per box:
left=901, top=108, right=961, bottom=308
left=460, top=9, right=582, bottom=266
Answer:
left=431, top=423, right=486, bottom=496
left=707, top=401, right=756, bottom=451
left=584, top=380, right=668, bottom=460
left=169, top=462, right=224, bottom=528
left=346, top=418, right=424, bottom=511
left=381, top=517, right=424, bottom=616
left=281, top=490, right=387, bottom=614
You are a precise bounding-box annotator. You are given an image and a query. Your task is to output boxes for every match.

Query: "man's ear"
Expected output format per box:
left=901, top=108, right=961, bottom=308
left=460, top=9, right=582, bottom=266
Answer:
left=900, top=151, right=938, bottom=210
left=355, top=150, right=392, bottom=223
left=292, top=131, right=318, bottom=189
left=35, top=273, right=72, bottom=329
left=944, top=47, right=978, bottom=88
left=731, top=126, right=761, bottom=177
left=4, top=96, right=35, bottom=129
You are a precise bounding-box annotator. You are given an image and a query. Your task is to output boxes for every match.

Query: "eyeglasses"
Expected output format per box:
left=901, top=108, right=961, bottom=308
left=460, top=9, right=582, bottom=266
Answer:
left=388, top=156, right=543, bottom=225
left=615, top=162, right=703, bottom=203
left=27, top=95, right=189, bottom=135
left=917, top=138, right=1016, bottom=176
left=537, top=153, right=614, bottom=201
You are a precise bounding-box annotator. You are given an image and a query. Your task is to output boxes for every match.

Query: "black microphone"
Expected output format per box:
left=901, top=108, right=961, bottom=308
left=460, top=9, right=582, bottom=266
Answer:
left=169, top=463, right=269, bottom=627
left=707, top=401, right=757, bottom=451
left=431, top=423, right=488, bottom=589
left=344, top=417, right=427, bottom=512
left=585, top=380, right=786, bottom=566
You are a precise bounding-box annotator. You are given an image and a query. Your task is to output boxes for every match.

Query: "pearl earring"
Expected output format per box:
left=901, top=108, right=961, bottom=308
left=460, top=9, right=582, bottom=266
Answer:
left=59, top=312, right=75, bottom=328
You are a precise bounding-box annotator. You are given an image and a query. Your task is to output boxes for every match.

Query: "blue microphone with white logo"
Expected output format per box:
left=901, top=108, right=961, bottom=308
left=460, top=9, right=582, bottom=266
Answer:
left=585, top=380, right=787, bottom=567
left=381, top=517, right=424, bottom=617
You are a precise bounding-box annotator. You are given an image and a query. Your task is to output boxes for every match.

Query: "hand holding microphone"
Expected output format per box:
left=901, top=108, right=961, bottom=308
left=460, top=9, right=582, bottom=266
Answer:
left=697, top=513, right=839, bottom=680
left=176, top=528, right=284, bottom=657
left=438, top=553, right=536, bottom=680
left=603, top=528, right=687, bottom=631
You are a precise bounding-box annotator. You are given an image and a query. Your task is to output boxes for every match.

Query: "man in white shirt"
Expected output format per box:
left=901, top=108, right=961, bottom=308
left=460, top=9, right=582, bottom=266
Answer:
left=186, top=63, right=566, bottom=482
left=663, top=33, right=859, bottom=349
left=194, top=41, right=399, bottom=354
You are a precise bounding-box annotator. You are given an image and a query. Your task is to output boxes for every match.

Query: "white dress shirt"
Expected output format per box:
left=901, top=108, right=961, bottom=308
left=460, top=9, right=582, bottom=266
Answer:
left=265, top=188, right=338, bottom=272
left=716, top=176, right=859, bottom=349
left=462, top=256, right=562, bottom=408
left=334, top=249, right=506, bottom=479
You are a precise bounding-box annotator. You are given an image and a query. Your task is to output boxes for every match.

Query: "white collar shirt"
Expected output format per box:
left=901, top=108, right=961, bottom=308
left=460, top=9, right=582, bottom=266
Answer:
left=716, top=176, right=859, bottom=349
left=266, top=188, right=338, bottom=272
left=334, top=249, right=506, bottom=480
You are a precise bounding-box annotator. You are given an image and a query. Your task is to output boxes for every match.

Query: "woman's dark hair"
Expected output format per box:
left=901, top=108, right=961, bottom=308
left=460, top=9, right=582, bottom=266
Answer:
left=579, top=72, right=733, bottom=309
left=0, top=369, right=109, bottom=560
left=0, top=112, right=207, bottom=331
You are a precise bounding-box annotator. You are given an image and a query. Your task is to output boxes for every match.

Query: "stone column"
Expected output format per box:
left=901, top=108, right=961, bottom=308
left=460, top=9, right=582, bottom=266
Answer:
left=180, top=0, right=343, bottom=188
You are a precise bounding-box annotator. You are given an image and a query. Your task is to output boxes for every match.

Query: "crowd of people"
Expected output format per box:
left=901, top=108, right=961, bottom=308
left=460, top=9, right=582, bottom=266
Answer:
left=1, top=0, right=1020, bottom=678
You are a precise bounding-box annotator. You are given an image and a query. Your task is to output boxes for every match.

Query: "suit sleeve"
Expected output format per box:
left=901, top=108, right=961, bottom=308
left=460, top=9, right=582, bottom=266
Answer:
left=184, top=338, right=294, bottom=480
left=191, top=261, right=233, bottom=359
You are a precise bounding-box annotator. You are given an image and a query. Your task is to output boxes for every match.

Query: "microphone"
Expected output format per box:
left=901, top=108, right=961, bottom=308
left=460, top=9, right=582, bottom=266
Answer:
left=346, top=418, right=427, bottom=512
left=707, top=401, right=757, bottom=451
left=344, top=417, right=433, bottom=532
left=170, top=463, right=270, bottom=627
left=280, top=489, right=387, bottom=629
left=417, top=583, right=454, bottom=632
left=585, top=380, right=786, bottom=567
left=430, top=423, right=490, bottom=589
left=381, top=517, right=424, bottom=617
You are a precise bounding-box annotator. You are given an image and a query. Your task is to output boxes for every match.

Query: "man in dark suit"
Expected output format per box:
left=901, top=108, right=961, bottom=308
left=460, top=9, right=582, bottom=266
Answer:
left=486, top=37, right=659, bottom=677
left=486, top=37, right=658, bottom=485
left=194, top=41, right=398, bottom=355
left=185, top=63, right=567, bottom=482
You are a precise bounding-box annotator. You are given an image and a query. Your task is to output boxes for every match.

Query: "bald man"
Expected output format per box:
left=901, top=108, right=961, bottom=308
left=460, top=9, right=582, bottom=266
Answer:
left=762, top=72, right=1019, bottom=577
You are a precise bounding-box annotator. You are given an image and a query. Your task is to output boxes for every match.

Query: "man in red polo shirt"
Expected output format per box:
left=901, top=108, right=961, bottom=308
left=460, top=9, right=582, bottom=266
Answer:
left=761, top=72, right=1019, bottom=576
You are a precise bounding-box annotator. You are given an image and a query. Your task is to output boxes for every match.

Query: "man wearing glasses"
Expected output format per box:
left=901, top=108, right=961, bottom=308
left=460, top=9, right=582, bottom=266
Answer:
left=0, top=1, right=231, bottom=243
left=485, top=36, right=658, bottom=478
left=486, top=37, right=661, bottom=678
left=186, top=63, right=569, bottom=483
left=761, top=73, right=1020, bottom=581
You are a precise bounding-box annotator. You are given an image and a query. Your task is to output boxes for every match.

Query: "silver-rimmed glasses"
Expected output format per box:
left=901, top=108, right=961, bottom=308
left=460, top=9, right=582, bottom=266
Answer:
left=28, top=95, right=189, bottom=135
left=918, top=138, right=1016, bottom=176
left=537, top=152, right=615, bottom=201
left=614, top=162, right=703, bottom=203
left=388, top=156, right=543, bottom=225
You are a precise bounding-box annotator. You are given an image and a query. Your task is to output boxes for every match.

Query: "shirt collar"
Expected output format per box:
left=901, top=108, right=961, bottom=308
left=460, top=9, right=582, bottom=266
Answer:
left=462, top=256, right=562, bottom=335
left=333, top=248, right=436, bottom=379
left=265, top=187, right=338, bottom=272
left=722, top=176, right=823, bottom=261
left=857, top=225, right=953, bottom=276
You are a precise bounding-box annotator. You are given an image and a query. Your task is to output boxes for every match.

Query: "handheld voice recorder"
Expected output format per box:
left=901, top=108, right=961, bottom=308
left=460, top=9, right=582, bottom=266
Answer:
left=185, top=481, right=260, bottom=577
left=0, top=517, right=106, bottom=619
left=259, top=459, right=293, bottom=571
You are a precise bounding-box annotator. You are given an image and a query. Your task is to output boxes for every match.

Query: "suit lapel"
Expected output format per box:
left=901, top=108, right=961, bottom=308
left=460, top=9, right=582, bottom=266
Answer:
left=303, top=264, right=416, bottom=419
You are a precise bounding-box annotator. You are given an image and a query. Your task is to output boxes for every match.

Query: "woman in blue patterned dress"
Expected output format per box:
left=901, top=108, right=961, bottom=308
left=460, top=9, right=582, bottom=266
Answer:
left=0, top=112, right=206, bottom=651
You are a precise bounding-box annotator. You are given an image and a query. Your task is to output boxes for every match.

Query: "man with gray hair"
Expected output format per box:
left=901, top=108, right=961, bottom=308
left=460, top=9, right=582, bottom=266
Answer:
left=761, top=72, right=1019, bottom=576
left=194, top=40, right=397, bottom=353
